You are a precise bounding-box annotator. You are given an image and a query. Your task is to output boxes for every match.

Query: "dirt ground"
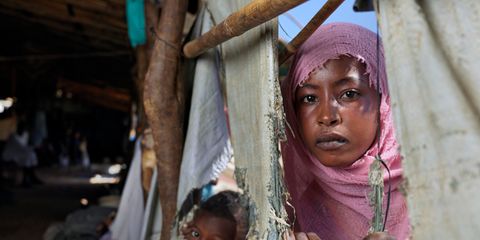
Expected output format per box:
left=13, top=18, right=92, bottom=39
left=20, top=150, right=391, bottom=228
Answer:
left=0, top=167, right=113, bottom=240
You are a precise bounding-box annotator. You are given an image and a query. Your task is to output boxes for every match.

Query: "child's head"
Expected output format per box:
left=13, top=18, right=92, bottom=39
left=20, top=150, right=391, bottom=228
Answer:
left=282, top=23, right=390, bottom=168
left=295, top=55, right=379, bottom=167
left=181, top=191, right=248, bottom=240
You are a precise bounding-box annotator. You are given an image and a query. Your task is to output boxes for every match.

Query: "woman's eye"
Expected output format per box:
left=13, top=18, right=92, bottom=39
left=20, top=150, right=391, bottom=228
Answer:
left=341, top=90, right=360, bottom=100
left=191, top=230, right=200, bottom=238
left=302, top=95, right=317, bottom=103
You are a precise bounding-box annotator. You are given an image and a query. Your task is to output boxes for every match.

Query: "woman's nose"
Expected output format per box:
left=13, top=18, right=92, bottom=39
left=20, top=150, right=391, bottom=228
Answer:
left=317, top=100, right=340, bottom=126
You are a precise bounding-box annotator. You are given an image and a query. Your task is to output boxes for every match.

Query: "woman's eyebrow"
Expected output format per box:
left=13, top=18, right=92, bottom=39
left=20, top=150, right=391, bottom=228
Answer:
left=299, top=82, right=319, bottom=89
left=334, top=76, right=360, bottom=87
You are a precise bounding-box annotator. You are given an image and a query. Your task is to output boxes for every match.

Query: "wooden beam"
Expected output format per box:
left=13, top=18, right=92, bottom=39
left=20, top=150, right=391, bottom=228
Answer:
left=183, top=0, right=306, bottom=58
left=51, top=0, right=126, bottom=18
left=279, top=0, right=345, bottom=64
left=0, top=8, right=129, bottom=48
left=143, top=0, right=188, bottom=239
left=0, top=51, right=131, bottom=62
left=57, top=78, right=131, bottom=112
left=0, top=0, right=127, bottom=34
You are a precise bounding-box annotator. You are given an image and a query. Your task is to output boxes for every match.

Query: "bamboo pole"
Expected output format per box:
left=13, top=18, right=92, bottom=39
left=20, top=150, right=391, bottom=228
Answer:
left=183, top=0, right=306, bottom=58
left=279, top=0, right=345, bottom=64
left=143, top=0, right=188, bottom=239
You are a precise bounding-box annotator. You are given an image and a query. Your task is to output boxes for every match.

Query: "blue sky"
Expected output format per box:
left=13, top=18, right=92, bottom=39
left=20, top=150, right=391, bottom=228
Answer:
left=279, top=0, right=377, bottom=41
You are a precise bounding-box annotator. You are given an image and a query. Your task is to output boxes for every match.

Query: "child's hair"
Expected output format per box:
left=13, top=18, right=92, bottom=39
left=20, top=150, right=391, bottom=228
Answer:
left=200, top=190, right=249, bottom=239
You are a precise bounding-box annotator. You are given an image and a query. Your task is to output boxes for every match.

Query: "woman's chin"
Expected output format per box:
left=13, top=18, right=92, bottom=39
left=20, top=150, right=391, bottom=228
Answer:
left=318, top=158, right=356, bottom=169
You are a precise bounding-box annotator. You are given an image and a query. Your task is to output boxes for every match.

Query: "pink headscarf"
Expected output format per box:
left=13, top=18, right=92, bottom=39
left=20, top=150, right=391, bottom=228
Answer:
left=281, top=23, right=410, bottom=239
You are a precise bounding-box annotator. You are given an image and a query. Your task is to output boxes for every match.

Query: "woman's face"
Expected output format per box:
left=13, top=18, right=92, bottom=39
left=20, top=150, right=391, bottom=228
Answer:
left=181, top=209, right=236, bottom=240
left=295, top=56, right=379, bottom=168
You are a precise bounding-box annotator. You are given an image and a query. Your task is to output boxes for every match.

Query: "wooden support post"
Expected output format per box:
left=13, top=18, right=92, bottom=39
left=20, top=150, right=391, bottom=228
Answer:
left=136, top=0, right=159, bottom=199
left=136, top=0, right=159, bottom=132
left=279, top=0, right=345, bottom=64
left=183, top=0, right=306, bottom=58
left=143, top=0, right=188, bottom=239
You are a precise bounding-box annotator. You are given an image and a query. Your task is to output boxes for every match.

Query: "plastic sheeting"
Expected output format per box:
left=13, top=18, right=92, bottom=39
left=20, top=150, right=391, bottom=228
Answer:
left=377, top=0, right=480, bottom=238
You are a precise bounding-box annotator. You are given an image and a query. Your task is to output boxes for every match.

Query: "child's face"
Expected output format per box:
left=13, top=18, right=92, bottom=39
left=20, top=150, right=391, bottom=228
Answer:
left=295, top=56, right=379, bottom=168
left=181, top=209, right=236, bottom=240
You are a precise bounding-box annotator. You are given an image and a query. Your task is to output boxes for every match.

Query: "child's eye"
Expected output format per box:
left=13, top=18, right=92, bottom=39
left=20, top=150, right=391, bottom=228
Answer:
left=302, top=95, right=317, bottom=103
left=191, top=230, right=200, bottom=238
left=340, top=90, right=360, bottom=100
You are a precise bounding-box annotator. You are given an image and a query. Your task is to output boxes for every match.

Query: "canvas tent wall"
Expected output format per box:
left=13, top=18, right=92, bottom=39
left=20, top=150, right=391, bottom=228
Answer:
left=377, top=0, right=480, bottom=239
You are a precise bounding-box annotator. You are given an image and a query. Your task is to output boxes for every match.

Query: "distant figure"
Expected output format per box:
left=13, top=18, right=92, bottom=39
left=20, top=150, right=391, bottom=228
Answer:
left=2, top=120, right=41, bottom=186
left=30, top=110, right=48, bottom=149
left=58, top=143, right=70, bottom=168
left=72, top=131, right=82, bottom=166
left=79, top=136, right=90, bottom=169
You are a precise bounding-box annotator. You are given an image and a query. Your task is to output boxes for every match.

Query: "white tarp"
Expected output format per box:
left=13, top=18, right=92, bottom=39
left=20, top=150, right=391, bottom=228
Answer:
left=377, top=0, right=480, bottom=238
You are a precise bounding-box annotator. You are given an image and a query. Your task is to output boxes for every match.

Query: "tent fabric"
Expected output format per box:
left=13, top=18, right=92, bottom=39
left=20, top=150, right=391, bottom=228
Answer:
left=377, top=0, right=480, bottom=238
left=110, top=138, right=144, bottom=240
left=176, top=5, right=232, bottom=209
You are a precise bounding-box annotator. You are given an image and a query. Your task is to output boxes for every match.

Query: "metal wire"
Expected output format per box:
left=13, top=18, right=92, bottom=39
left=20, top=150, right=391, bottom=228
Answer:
left=375, top=0, right=391, bottom=232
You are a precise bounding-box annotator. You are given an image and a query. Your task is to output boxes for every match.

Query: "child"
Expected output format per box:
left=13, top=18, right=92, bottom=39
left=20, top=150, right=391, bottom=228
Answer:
left=180, top=190, right=249, bottom=240
left=281, top=23, right=410, bottom=239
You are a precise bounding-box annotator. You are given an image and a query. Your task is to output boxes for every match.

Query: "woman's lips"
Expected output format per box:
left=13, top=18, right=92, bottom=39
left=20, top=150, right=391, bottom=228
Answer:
left=315, top=133, right=348, bottom=151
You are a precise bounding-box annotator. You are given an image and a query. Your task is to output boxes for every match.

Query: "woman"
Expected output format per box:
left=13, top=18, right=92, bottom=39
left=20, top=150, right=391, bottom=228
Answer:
left=281, top=23, right=410, bottom=239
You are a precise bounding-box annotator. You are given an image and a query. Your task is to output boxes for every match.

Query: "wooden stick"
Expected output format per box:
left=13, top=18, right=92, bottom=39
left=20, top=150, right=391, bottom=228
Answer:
left=279, top=0, right=345, bottom=64
left=143, top=0, right=188, bottom=239
left=183, top=0, right=306, bottom=58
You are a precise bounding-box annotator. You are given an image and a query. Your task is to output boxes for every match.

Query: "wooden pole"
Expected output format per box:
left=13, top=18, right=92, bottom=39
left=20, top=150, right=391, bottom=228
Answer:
left=279, top=0, right=344, bottom=64
left=135, top=0, right=158, bottom=133
left=183, top=0, right=306, bottom=58
left=143, top=0, right=187, bottom=239
left=137, top=0, right=158, bottom=198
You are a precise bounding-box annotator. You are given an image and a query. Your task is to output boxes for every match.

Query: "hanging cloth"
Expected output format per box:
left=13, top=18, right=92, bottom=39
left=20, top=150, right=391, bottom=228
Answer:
left=126, top=0, right=147, bottom=47
left=176, top=5, right=233, bottom=209
left=110, top=138, right=144, bottom=240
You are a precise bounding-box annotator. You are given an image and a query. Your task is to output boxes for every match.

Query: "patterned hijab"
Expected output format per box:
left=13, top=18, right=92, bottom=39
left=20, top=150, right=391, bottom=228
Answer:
left=281, top=23, right=410, bottom=239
